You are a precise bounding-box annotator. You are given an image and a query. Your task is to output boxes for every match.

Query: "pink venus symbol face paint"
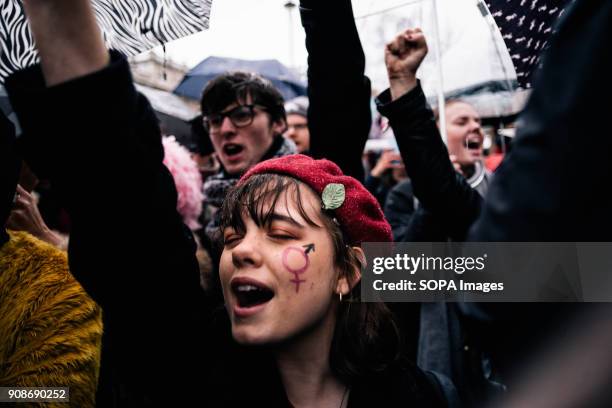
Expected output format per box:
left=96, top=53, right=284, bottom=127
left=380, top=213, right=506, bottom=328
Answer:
left=282, top=244, right=315, bottom=293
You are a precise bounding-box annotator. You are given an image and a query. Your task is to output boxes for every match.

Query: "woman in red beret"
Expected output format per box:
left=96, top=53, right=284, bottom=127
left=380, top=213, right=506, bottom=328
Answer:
left=213, top=154, right=448, bottom=407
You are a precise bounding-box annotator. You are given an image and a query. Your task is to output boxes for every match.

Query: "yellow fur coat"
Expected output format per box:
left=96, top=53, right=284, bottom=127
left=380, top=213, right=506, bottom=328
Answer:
left=0, top=231, right=102, bottom=407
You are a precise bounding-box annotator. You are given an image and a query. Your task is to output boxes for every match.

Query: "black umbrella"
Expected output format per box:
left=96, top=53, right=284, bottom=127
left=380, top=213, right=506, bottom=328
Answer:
left=484, top=0, right=573, bottom=88
left=173, top=56, right=307, bottom=101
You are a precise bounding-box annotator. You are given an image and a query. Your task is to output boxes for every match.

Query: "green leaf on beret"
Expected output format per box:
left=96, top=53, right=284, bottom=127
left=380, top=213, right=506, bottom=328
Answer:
left=322, top=183, right=345, bottom=210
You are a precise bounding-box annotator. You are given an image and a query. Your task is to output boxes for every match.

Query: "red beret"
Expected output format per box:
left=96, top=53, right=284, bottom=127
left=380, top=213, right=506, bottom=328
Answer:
left=240, top=154, right=393, bottom=244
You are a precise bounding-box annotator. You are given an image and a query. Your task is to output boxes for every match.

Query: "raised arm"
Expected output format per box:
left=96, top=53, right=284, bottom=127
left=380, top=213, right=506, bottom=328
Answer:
left=7, top=1, right=208, bottom=405
left=22, top=0, right=108, bottom=85
left=300, top=0, right=371, bottom=181
left=377, top=29, right=482, bottom=237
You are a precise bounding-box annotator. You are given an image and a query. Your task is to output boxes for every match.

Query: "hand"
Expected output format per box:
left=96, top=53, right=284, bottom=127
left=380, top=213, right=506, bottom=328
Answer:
left=7, top=185, right=65, bottom=248
left=384, top=28, right=429, bottom=100
left=449, top=155, right=464, bottom=176
left=194, top=152, right=220, bottom=179
left=370, top=150, right=404, bottom=178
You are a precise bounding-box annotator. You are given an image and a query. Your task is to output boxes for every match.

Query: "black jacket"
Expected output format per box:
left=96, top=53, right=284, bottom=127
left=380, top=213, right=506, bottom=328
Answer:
left=470, top=0, right=612, bottom=243
left=301, top=0, right=371, bottom=182
left=7, top=54, right=210, bottom=407
left=385, top=162, right=491, bottom=243
left=376, top=1, right=612, bottom=405
left=214, top=347, right=448, bottom=408
left=376, top=85, right=482, bottom=241
left=373, top=120, right=487, bottom=405
left=463, top=0, right=612, bottom=386
left=384, top=180, right=458, bottom=242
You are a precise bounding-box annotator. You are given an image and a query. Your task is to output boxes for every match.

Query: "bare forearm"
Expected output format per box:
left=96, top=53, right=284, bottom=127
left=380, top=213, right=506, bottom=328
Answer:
left=389, top=77, right=418, bottom=101
left=23, top=0, right=109, bottom=86
left=41, top=228, right=68, bottom=250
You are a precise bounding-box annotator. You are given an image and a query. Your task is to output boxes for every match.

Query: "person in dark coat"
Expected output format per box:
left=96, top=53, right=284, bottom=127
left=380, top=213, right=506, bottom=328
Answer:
left=375, top=1, right=612, bottom=405
left=383, top=95, right=491, bottom=243
left=6, top=1, right=207, bottom=405
left=364, top=150, right=406, bottom=208
left=465, top=0, right=612, bottom=400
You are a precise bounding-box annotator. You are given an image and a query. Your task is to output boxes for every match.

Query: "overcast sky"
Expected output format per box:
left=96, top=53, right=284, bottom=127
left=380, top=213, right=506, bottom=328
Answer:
left=160, top=0, right=307, bottom=68
left=155, top=0, right=516, bottom=94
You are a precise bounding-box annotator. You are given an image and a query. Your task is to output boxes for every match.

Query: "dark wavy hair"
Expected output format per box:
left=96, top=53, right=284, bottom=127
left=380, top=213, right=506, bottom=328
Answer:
left=218, top=173, right=400, bottom=383
left=200, top=71, right=286, bottom=126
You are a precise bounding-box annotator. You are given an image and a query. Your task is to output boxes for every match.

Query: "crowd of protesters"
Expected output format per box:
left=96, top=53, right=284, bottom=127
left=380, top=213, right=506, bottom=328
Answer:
left=1, top=0, right=611, bottom=407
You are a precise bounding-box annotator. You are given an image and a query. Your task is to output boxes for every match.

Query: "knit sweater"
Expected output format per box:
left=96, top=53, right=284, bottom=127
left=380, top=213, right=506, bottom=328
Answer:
left=0, top=231, right=102, bottom=407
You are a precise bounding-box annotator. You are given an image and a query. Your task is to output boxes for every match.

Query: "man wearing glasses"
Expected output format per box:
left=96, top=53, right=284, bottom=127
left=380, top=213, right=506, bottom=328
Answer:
left=199, top=71, right=297, bottom=239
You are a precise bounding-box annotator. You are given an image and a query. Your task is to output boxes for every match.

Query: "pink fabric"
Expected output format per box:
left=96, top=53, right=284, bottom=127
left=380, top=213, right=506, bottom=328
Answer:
left=162, top=136, right=203, bottom=230
left=240, top=154, right=393, bottom=244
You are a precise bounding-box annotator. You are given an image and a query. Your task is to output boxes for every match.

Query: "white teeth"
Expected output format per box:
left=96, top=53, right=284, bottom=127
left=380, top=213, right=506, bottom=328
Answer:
left=237, top=285, right=260, bottom=292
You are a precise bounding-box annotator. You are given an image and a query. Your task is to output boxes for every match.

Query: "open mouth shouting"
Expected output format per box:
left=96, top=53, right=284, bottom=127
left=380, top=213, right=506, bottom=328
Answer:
left=222, top=143, right=245, bottom=162
left=230, top=277, right=275, bottom=318
left=465, top=134, right=483, bottom=151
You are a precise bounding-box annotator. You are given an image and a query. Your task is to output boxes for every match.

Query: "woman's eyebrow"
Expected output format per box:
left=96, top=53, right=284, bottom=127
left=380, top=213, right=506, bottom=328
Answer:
left=269, top=213, right=305, bottom=228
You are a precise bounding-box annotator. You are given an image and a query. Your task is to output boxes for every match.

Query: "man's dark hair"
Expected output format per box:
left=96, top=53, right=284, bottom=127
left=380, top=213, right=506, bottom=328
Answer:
left=200, top=71, right=286, bottom=125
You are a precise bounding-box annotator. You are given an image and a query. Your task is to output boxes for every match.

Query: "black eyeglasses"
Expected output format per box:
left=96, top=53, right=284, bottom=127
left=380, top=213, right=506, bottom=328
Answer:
left=202, top=105, right=266, bottom=131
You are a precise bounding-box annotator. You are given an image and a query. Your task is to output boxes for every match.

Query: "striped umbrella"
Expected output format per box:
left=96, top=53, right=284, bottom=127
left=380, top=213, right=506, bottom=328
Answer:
left=0, top=0, right=213, bottom=83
